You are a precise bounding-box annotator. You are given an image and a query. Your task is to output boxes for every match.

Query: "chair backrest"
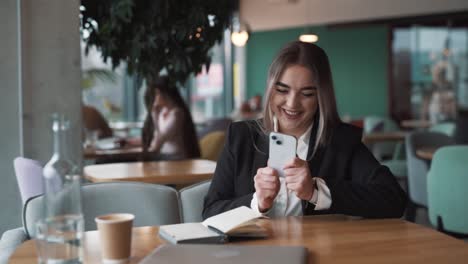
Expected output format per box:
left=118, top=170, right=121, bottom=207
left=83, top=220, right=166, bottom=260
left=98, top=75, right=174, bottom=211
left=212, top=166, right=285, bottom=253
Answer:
left=363, top=116, right=399, bottom=160
left=405, top=131, right=455, bottom=206
left=23, top=182, right=181, bottom=238
left=428, top=146, right=468, bottom=234
left=199, top=131, right=226, bottom=161
left=197, top=118, right=231, bottom=140
left=429, top=122, right=455, bottom=137
left=179, top=181, right=211, bottom=223
left=13, top=157, right=44, bottom=205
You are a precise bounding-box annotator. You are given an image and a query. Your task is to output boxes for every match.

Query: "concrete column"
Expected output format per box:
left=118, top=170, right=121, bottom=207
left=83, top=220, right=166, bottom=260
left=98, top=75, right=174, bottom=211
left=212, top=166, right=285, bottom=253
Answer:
left=0, top=0, right=82, bottom=234
left=0, top=0, right=23, bottom=234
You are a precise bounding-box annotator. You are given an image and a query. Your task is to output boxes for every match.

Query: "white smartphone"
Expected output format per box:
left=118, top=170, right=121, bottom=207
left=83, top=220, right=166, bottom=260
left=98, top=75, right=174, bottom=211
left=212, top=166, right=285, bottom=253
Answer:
left=269, top=132, right=297, bottom=178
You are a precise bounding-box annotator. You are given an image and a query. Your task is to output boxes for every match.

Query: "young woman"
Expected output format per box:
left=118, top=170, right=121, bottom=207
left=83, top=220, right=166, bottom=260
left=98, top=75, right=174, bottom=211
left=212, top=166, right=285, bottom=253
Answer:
left=141, top=76, right=200, bottom=160
left=203, top=41, right=406, bottom=219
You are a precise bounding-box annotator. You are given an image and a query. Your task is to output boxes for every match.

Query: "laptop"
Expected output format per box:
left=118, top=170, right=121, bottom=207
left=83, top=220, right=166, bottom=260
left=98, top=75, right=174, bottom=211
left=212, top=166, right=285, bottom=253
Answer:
left=139, top=244, right=308, bottom=264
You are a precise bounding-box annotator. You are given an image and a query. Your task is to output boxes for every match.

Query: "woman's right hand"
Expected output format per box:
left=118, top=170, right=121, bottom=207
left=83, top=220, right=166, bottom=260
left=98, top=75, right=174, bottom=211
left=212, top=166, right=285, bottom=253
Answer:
left=254, top=166, right=280, bottom=212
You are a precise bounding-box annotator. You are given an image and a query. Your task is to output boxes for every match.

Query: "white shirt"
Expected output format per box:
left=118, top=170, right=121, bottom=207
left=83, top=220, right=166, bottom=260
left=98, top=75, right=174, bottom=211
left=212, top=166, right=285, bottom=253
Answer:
left=250, top=125, right=332, bottom=216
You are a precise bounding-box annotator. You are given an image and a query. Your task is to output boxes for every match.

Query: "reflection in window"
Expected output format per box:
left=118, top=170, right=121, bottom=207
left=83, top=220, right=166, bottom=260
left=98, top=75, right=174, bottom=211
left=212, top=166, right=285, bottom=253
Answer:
left=188, top=43, right=230, bottom=124
left=392, top=26, right=468, bottom=122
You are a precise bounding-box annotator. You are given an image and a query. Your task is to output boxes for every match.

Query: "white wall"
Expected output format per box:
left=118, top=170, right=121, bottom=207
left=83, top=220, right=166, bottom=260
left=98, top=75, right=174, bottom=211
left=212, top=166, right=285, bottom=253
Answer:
left=242, top=0, right=468, bottom=31
left=0, top=0, right=82, bottom=234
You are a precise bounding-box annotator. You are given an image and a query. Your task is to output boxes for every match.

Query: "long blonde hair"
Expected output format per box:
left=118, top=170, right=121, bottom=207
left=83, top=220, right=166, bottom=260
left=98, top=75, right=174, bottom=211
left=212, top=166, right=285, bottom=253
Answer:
left=261, top=41, right=340, bottom=148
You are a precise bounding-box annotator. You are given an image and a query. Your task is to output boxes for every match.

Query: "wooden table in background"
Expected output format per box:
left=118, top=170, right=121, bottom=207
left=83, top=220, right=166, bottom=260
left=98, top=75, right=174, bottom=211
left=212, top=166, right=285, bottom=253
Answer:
left=10, top=216, right=468, bottom=264
left=401, top=119, right=432, bottom=130
left=83, top=146, right=143, bottom=160
left=84, top=159, right=216, bottom=185
left=362, top=131, right=407, bottom=144
left=416, top=146, right=438, bottom=161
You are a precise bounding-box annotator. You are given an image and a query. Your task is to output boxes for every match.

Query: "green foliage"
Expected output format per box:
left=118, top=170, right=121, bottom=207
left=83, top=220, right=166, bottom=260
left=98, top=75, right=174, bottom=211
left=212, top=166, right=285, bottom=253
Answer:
left=80, top=0, right=235, bottom=87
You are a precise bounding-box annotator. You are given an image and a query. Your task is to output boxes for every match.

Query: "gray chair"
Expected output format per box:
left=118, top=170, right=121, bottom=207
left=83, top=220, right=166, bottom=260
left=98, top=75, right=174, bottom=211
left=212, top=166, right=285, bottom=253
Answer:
left=405, top=131, right=454, bottom=221
left=179, top=181, right=211, bottom=223
left=13, top=157, right=44, bottom=205
left=23, top=182, right=181, bottom=238
left=1, top=182, right=181, bottom=262
left=364, top=116, right=399, bottom=161
left=0, top=228, right=28, bottom=264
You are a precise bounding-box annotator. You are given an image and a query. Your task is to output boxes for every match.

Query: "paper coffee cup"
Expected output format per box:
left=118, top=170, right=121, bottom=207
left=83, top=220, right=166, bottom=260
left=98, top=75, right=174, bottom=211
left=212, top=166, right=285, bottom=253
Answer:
left=95, top=213, right=135, bottom=263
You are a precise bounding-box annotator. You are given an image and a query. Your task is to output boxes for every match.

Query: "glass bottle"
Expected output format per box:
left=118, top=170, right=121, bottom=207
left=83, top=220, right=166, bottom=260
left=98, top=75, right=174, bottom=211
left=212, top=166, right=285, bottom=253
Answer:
left=38, top=113, right=84, bottom=263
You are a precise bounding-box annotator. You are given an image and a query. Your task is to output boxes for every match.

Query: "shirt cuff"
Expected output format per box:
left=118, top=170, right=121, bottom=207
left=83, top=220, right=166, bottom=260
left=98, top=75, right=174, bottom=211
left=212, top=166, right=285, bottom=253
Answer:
left=308, top=177, right=332, bottom=210
left=250, top=192, right=271, bottom=216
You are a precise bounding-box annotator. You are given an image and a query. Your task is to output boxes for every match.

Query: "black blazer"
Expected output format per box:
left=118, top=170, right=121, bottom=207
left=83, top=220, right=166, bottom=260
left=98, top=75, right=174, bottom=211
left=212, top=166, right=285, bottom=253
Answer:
left=202, top=120, right=407, bottom=219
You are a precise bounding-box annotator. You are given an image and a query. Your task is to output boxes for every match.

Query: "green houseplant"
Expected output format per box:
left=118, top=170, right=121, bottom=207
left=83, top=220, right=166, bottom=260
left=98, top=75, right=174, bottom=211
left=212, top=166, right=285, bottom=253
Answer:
left=80, top=0, right=235, bottom=87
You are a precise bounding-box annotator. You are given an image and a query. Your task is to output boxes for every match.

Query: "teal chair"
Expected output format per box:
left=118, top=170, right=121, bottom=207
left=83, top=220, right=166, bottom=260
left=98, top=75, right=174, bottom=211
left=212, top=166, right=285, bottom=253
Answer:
left=429, top=122, right=456, bottom=137
left=428, top=146, right=468, bottom=237
left=179, top=180, right=211, bottom=223
left=405, top=131, right=455, bottom=221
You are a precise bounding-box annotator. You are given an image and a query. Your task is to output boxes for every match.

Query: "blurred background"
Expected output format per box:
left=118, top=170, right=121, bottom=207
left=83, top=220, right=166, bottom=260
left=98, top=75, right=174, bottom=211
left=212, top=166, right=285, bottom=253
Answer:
left=1, top=0, right=468, bottom=235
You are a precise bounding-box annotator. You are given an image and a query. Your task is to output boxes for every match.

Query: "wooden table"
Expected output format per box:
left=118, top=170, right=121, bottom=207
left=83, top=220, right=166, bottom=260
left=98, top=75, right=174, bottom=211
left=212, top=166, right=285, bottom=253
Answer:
left=84, top=159, right=216, bottom=185
left=83, top=146, right=143, bottom=160
left=10, top=216, right=468, bottom=264
left=362, top=131, right=406, bottom=144
left=416, top=146, right=438, bottom=161
left=401, top=119, right=432, bottom=129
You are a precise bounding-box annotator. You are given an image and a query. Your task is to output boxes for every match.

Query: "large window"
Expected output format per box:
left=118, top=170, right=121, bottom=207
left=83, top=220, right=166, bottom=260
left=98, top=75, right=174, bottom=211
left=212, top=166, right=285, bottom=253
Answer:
left=391, top=24, right=468, bottom=122
left=188, top=42, right=233, bottom=123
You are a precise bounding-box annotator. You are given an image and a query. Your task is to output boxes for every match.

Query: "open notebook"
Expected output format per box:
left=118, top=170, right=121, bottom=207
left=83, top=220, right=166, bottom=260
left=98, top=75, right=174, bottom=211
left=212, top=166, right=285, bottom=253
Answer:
left=158, top=206, right=268, bottom=244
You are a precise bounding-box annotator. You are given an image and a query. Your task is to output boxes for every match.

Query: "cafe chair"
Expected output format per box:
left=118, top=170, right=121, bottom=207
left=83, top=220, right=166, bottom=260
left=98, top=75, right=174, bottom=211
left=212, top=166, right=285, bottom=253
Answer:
left=405, top=131, right=455, bottom=221
left=0, top=227, right=28, bottom=263
left=381, top=158, right=407, bottom=190
left=179, top=180, right=211, bottom=223
left=428, top=146, right=468, bottom=238
left=197, top=117, right=231, bottom=140
left=13, top=157, right=44, bottom=205
left=363, top=116, right=399, bottom=161
left=199, top=131, right=226, bottom=161
left=429, top=122, right=455, bottom=137
left=23, top=182, right=181, bottom=238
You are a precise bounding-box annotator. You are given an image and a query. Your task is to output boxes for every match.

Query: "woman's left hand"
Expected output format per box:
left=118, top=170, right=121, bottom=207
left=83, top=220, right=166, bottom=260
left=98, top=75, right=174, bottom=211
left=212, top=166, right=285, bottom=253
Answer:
left=283, top=157, right=315, bottom=200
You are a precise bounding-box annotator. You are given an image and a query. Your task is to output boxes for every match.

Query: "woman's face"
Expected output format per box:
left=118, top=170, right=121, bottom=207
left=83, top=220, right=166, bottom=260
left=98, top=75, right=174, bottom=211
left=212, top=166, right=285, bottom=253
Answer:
left=153, top=89, right=169, bottom=111
left=269, top=64, right=318, bottom=138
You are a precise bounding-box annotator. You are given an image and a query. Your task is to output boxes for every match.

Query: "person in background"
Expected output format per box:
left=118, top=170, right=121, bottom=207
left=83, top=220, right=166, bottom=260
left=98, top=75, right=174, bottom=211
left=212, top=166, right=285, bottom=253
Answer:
left=141, top=76, right=201, bottom=160
left=203, top=41, right=407, bottom=219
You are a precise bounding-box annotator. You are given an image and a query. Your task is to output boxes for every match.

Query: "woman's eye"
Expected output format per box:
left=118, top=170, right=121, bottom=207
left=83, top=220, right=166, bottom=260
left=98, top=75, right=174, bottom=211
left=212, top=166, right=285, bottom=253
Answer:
left=302, top=92, right=316, bottom=97
left=275, top=87, right=288, bottom=93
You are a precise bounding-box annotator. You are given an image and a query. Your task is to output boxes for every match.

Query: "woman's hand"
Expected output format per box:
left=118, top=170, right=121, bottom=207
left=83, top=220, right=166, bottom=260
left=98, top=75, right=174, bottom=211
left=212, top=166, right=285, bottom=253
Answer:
left=283, top=157, right=315, bottom=201
left=254, top=167, right=280, bottom=212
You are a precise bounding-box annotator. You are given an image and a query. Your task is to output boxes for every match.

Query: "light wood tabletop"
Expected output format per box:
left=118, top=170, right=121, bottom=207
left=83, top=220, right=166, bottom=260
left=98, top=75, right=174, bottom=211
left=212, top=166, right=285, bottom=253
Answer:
left=10, top=216, right=468, bottom=264
left=362, top=131, right=407, bottom=144
left=84, top=159, right=217, bottom=185
left=416, top=146, right=439, bottom=161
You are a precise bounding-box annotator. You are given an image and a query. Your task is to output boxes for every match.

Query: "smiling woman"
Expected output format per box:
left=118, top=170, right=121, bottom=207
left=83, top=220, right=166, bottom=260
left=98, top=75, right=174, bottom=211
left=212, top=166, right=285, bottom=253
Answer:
left=203, top=41, right=407, bottom=219
left=270, top=65, right=318, bottom=139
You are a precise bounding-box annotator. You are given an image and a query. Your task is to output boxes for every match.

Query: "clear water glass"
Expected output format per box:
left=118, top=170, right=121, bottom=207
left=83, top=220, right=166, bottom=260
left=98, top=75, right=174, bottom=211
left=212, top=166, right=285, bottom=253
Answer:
left=35, top=214, right=84, bottom=264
